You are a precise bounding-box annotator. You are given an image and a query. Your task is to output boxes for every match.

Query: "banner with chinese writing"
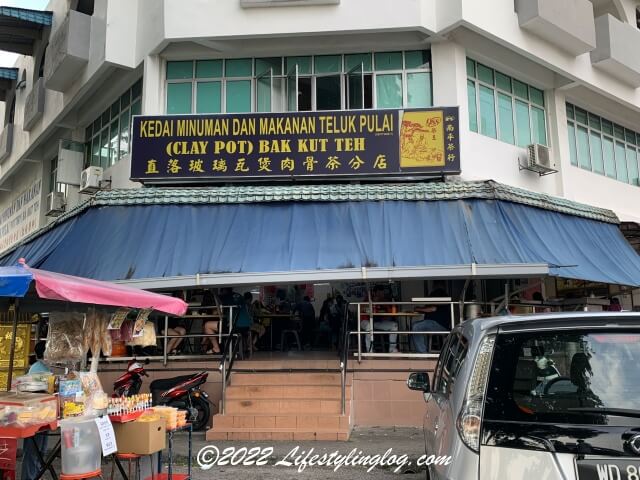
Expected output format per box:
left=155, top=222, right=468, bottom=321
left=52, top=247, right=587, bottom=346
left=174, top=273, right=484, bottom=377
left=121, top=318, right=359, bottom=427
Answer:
left=130, top=107, right=460, bottom=183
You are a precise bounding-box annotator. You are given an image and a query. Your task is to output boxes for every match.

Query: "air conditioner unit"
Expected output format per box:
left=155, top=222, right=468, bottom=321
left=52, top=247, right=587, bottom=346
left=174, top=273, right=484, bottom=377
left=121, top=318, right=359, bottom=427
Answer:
left=79, top=166, right=103, bottom=194
left=46, top=191, right=65, bottom=217
left=523, top=143, right=557, bottom=175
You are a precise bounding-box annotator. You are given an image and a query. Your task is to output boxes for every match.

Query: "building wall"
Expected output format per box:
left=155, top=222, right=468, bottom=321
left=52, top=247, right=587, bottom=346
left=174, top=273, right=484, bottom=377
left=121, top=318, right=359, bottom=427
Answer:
left=0, top=0, right=639, bottom=245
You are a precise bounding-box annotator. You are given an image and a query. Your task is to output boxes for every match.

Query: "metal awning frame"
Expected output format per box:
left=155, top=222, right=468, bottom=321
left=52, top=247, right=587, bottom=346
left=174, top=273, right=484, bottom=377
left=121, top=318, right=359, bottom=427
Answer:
left=114, top=263, right=551, bottom=290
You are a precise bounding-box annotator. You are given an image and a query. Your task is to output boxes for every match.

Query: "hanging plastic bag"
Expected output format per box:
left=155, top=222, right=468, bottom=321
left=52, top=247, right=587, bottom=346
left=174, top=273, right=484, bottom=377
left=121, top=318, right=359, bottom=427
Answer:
left=44, top=312, right=85, bottom=364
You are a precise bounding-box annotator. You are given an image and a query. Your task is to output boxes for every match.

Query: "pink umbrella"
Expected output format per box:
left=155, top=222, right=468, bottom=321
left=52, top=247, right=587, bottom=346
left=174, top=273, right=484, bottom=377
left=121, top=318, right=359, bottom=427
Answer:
left=3, top=260, right=188, bottom=388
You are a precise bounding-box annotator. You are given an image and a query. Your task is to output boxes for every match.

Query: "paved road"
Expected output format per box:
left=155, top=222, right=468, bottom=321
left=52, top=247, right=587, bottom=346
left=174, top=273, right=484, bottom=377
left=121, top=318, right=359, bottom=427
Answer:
left=18, top=427, right=428, bottom=480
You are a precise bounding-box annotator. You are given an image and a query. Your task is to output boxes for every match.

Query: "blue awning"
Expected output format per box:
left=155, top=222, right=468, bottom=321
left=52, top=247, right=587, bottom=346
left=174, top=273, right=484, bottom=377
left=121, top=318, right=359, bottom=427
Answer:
left=1, top=197, right=639, bottom=287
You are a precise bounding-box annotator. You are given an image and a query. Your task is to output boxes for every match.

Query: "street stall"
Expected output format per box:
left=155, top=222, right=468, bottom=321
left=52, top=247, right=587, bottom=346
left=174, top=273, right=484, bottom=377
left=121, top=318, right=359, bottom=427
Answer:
left=0, top=260, right=189, bottom=480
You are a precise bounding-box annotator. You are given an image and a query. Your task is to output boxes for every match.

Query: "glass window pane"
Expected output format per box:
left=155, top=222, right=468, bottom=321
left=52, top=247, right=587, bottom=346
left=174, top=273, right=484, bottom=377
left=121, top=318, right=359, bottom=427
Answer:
left=225, top=58, right=252, bottom=77
left=131, top=100, right=141, bottom=117
left=603, top=137, right=616, bottom=178
left=315, top=55, right=341, bottom=74
left=101, top=110, right=110, bottom=127
left=614, top=124, right=625, bottom=141
left=110, top=101, right=119, bottom=119
left=255, top=57, right=282, bottom=76
left=495, top=72, right=511, bottom=93
left=626, top=129, right=636, bottom=145
left=575, top=126, right=590, bottom=170
left=92, top=118, right=101, bottom=135
left=479, top=85, right=497, bottom=139
left=477, top=64, right=494, bottom=85
left=574, top=107, right=588, bottom=125
left=466, top=58, right=476, bottom=78
left=196, top=81, right=221, bottom=113
left=91, top=136, right=100, bottom=167
left=568, top=123, right=578, bottom=166
left=375, top=74, right=403, bottom=108
left=120, top=90, right=131, bottom=110
left=131, top=79, right=143, bottom=99
left=167, top=61, right=193, bottom=80
left=602, top=119, right=613, bottom=136
left=109, top=119, right=119, bottom=166
left=119, top=109, right=130, bottom=158
left=497, top=93, right=514, bottom=144
left=588, top=113, right=601, bottom=131
left=100, top=130, right=110, bottom=170
left=531, top=106, right=547, bottom=145
left=257, top=75, right=271, bottom=112
left=627, top=147, right=639, bottom=186
left=226, top=80, right=251, bottom=112
left=374, top=52, right=403, bottom=71
left=589, top=132, right=604, bottom=174
left=285, top=56, right=311, bottom=75
left=407, top=72, right=432, bottom=108
left=515, top=100, right=531, bottom=147
left=316, top=75, right=341, bottom=110
left=615, top=142, right=628, bottom=182
left=529, top=87, right=544, bottom=107
left=468, top=80, right=478, bottom=133
left=404, top=50, right=431, bottom=69
left=166, top=83, right=192, bottom=114
left=85, top=125, right=92, bottom=140
left=196, top=60, right=223, bottom=78
left=345, top=53, right=372, bottom=72
left=513, top=79, right=528, bottom=100
left=566, top=103, right=574, bottom=120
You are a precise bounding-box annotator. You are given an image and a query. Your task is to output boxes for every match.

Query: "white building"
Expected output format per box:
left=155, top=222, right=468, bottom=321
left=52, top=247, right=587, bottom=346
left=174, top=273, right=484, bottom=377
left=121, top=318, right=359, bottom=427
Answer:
left=1, top=0, right=640, bottom=436
left=0, top=0, right=639, bottom=245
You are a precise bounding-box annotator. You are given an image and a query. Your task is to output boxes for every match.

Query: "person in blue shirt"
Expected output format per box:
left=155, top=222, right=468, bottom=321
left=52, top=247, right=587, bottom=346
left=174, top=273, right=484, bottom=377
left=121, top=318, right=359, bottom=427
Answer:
left=22, top=341, right=51, bottom=480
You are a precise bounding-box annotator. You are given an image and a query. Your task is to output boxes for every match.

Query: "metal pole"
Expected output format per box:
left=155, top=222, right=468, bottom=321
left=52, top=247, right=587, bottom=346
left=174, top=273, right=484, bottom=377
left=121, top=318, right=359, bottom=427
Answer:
left=7, top=299, right=18, bottom=391
left=356, top=304, right=362, bottom=363
left=340, top=361, right=346, bottom=415
left=221, top=358, right=226, bottom=414
left=163, top=316, right=168, bottom=367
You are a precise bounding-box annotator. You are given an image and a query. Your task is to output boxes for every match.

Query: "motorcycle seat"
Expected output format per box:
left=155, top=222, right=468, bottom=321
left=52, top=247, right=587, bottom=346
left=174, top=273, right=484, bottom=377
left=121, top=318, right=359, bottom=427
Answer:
left=149, top=374, right=198, bottom=392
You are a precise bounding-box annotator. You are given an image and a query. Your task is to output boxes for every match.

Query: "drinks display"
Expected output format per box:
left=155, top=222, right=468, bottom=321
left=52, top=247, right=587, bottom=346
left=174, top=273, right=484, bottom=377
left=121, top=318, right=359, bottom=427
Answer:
left=107, top=394, right=152, bottom=416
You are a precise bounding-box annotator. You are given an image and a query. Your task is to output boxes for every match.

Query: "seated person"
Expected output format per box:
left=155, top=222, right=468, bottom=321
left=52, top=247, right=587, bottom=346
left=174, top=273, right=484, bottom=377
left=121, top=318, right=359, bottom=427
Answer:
left=412, top=286, right=450, bottom=353
left=163, top=317, right=187, bottom=355
left=359, top=287, right=398, bottom=353
left=202, top=319, right=221, bottom=354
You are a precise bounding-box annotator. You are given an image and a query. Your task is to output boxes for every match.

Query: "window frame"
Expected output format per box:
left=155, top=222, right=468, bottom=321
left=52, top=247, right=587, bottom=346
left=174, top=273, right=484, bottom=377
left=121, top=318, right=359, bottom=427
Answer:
left=467, top=59, right=548, bottom=148
left=84, top=79, right=143, bottom=169
left=566, top=102, right=640, bottom=187
left=164, top=51, right=433, bottom=115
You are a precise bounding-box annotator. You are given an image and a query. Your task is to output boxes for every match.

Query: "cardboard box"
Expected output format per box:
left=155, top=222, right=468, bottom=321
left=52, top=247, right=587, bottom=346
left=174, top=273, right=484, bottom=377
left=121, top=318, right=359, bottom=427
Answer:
left=113, top=418, right=166, bottom=455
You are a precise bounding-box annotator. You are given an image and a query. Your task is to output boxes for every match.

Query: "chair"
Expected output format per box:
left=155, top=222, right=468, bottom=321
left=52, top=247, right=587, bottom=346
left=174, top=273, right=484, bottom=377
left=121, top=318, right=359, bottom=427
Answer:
left=61, top=470, right=103, bottom=480
left=280, top=329, right=302, bottom=351
left=110, top=453, right=141, bottom=480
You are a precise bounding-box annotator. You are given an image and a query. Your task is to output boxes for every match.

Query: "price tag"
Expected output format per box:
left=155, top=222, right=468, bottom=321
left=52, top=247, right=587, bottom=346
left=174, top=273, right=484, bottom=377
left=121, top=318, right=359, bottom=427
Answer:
left=94, top=416, right=117, bottom=456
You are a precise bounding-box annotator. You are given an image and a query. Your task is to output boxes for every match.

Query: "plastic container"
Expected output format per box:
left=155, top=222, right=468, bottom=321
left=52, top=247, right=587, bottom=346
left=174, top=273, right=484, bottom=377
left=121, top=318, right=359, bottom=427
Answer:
left=60, top=416, right=101, bottom=475
left=0, top=392, right=58, bottom=426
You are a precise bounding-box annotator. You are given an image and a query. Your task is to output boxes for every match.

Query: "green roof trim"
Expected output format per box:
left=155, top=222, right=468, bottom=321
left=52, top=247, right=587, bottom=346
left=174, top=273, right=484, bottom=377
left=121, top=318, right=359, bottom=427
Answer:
left=0, top=67, right=17, bottom=80
left=0, top=6, right=52, bottom=26
left=4, top=181, right=619, bottom=257
left=86, top=180, right=617, bottom=223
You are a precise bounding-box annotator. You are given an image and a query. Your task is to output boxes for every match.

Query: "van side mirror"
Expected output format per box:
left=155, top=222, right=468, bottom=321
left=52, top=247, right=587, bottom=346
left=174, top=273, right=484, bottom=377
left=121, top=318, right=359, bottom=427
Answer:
left=407, top=372, right=430, bottom=392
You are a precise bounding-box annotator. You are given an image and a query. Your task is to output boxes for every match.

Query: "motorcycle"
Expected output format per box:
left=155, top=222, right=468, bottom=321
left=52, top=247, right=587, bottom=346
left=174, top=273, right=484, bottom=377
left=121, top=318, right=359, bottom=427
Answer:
left=112, top=360, right=212, bottom=431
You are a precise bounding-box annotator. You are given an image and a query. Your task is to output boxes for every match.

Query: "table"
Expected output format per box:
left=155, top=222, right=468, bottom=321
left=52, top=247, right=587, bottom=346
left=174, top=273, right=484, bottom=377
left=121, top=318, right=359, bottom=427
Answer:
left=155, top=423, right=192, bottom=480
left=257, top=314, right=292, bottom=351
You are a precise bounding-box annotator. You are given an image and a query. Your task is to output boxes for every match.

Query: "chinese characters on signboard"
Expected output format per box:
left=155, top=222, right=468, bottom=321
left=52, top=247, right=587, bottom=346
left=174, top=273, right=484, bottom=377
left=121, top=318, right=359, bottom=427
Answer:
left=0, top=179, right=42, bottom=252
left=130, top=108, right=460, bottom=183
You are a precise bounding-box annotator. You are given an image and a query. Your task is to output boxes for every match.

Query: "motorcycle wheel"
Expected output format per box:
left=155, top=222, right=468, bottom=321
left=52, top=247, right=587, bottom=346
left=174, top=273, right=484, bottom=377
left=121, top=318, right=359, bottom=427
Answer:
left=190, top=396, right=210, bottom=431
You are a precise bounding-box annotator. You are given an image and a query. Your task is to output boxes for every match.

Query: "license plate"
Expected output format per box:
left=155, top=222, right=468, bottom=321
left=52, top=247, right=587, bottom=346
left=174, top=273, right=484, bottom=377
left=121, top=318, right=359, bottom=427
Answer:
left=577, top=459, right=640, bottom=480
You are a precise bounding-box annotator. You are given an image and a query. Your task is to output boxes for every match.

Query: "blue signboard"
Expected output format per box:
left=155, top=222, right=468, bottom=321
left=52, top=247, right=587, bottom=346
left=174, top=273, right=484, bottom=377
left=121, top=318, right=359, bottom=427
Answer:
left=130, top=108, right=460, bottom=183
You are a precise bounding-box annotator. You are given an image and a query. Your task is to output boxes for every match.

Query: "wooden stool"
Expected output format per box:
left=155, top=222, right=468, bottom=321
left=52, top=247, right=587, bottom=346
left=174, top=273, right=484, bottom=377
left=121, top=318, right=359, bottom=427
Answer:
left=111, top=453, right=142, bottom=480
left=60, top=469, right=102, bottom=480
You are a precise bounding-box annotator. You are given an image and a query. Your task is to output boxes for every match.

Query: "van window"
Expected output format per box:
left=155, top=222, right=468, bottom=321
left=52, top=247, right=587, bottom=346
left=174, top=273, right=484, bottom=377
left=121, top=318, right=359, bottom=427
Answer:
left=484, top=331, right=640, bottom=425
left=434, top=332, right=468, bottom=396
